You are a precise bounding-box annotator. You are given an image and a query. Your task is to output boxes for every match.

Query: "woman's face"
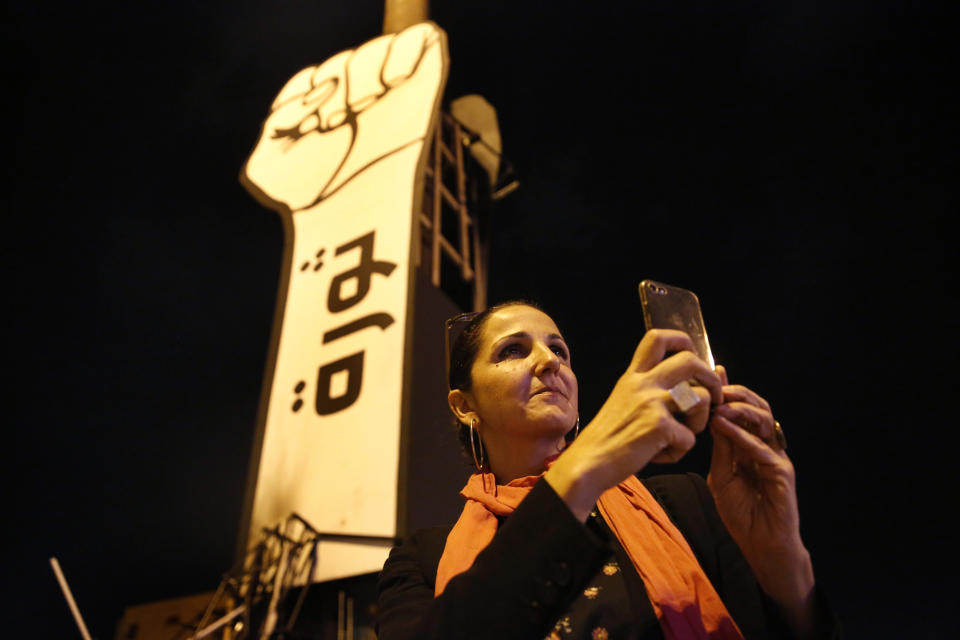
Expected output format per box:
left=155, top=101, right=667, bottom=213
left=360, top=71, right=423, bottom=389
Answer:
left=465, top=305, right=578, bottom=441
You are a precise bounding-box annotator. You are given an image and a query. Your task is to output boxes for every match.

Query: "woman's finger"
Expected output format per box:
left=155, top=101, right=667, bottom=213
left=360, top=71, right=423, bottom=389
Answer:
left=651, top=351, right=723, bottom=405
left=715, top=364, right=729, bottom=386
left=649, top=413, right=699, bottom=463
left=630, top=329, right=697, bottom=372
left=713, top=402, right=776, bottom=441
left=721, top=384, right=772, bottom=412
left=710, top=414, right=785, bottom=466
left=708, top=409, right=737, bottom=479
left=666, top=386, right=712, bottom=433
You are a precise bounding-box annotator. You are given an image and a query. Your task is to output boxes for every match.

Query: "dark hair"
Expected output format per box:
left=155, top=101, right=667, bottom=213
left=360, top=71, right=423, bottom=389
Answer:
left=447, top=300, right=545, bottom=459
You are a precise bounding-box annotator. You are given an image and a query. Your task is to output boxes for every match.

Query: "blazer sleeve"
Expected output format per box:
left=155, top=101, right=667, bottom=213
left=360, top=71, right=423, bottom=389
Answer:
left=643, top=473, right=843, bottom=640
left=376, top=480, right=610, bottom=640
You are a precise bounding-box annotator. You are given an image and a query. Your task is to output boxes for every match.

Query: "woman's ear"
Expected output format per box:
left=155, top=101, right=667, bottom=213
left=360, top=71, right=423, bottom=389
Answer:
left=448, top=388, right=477, bottom=426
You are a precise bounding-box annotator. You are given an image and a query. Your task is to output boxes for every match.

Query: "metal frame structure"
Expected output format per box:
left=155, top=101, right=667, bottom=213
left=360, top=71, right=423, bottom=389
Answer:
left=417, top=109, right=488, bottom=312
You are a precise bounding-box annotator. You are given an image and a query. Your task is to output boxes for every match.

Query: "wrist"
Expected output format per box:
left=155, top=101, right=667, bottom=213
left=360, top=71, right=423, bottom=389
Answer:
left=754, top=543, right=814, bottom=594
left=752, top=546, right=817, bottom=638
left=543, top=453, right=601, bottom=522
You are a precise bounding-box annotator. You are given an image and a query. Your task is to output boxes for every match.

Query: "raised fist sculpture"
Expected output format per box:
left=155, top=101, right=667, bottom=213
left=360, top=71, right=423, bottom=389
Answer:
left=242, top=22, right=446, bottom=213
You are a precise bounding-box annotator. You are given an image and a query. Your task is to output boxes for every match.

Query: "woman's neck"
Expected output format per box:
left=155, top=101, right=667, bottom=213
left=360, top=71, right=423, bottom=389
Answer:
left=485, top=434, right=567, bottom=483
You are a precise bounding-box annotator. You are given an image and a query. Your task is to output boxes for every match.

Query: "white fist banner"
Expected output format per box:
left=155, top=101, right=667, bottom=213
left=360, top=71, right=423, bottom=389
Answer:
left=240, top=22, right=449, bottom=582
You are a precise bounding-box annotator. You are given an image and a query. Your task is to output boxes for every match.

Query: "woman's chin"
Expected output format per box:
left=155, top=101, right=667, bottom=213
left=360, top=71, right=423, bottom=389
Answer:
left=523, top=412, right=576, bottom=437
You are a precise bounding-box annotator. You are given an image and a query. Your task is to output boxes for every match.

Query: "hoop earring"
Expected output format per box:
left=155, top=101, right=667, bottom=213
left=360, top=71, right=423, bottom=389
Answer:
left=559, top=415, right=580, bottom=452
left=469, top=418, right=485, bottom=471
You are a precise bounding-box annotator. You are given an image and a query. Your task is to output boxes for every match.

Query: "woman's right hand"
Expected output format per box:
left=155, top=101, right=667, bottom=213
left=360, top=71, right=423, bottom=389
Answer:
left=544, top=329, right=721, bottom=521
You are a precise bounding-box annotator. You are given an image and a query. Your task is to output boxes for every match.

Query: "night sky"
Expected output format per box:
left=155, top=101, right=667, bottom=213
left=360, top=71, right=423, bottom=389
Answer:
left=9, top=1, right=955, bottom=637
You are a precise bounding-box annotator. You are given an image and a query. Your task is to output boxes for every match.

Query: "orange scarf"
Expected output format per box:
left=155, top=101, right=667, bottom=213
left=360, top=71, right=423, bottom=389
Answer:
left=435, top=471, right=743, bottom=640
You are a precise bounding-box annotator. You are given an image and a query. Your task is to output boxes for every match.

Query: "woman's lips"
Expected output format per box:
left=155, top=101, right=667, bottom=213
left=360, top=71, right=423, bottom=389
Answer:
left=531, top=387, right=566, bottom=399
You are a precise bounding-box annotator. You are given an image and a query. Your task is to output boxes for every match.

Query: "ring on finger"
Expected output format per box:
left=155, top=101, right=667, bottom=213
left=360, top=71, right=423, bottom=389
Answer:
left=773, top=420, right=787, bottom=450
left=668, top=381, right=701, bottom=413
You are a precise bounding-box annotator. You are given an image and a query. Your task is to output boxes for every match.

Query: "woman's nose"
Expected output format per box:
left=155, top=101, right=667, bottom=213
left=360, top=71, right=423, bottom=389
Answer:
left=532, top=342, right=560, bottom=375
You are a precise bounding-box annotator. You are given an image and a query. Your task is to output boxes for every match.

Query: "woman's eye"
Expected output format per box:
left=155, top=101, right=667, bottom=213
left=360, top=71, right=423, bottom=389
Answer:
left=500, top=344, right=524, bottom=358
left=551, top=345, right=569, bottom=359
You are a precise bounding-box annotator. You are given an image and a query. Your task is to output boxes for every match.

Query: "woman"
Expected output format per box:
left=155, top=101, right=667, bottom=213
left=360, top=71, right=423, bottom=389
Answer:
left=377, top=302, right=838, bottom=639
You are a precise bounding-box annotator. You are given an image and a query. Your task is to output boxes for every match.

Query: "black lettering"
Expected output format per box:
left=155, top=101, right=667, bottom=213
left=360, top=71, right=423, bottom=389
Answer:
left=327, top=231, right=396, bottom=312
left=322, top=312, right=395, bottom=344
left=315, top=351, right=364, bottom=415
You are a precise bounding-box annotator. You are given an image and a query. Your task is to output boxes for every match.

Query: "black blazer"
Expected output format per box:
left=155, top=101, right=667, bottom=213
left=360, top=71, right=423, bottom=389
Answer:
left=376, top=473, right=839, bottom=640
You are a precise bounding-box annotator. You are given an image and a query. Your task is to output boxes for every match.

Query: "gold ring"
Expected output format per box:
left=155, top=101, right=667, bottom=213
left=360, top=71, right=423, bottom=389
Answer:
left=773, top=420, right=787, bottom=450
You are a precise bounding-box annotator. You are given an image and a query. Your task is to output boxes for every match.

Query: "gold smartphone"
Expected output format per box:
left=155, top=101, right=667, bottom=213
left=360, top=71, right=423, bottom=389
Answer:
left=639, top=280, right=715, bottom=368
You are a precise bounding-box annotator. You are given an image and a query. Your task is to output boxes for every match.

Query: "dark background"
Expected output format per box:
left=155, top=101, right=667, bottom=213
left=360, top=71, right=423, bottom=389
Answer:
left=8, top=1, right=955, bottom=637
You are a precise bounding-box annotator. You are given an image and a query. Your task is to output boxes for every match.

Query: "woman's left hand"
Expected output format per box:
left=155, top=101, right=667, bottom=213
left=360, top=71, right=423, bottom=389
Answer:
left=707, top=366, right=817, bottom=637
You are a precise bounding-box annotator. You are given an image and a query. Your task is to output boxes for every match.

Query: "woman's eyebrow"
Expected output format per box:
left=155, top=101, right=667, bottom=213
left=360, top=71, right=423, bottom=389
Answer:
left=492, top=331, right=566, bottom=346
left=492, top=331, right=531, bottom=346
